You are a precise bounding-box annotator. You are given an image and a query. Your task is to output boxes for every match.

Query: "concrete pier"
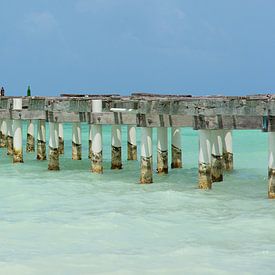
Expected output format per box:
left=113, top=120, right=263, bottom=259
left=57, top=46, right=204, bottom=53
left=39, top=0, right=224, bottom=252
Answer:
left=58, top=123, right=64, bottom=155
left=157, top=127, right=168, bottom=174
left=211, top=130, right=223, bottom=182
left=111, top=125, right=122, bottom=169
left=0, top=120, right=7, bottom=148
left=222, top=130, right=233, bottom=171
left=6, top=119, right=13, bottom=156
left=198, top=130, right=212, bottom=189
left=48, top=122, right=59, bottom=170
left=91, top=100, right=103, bottom=174
left=171, top=127, right=182, bottom=168
left=127, top=125, right=137, bottom=160
left=268, top=132, right=275, bottom=198
left=37, top=120, right=46, bottom=160
left=72, top=122, right=82, bottom=160
left=140, top=127, right=153, bottom=184
left=12, top=98, right=23, bottom=163
left=26, top=120, right=35, bottom=152
left=89, top=124, right=92, bottom=159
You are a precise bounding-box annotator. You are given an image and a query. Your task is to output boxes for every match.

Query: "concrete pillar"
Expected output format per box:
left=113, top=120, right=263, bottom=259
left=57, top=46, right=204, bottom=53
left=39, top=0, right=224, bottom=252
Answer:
left=72, top=122, right=82, bottom=160
left=48, top=122, right=59, bottom=170
left=157, top=127, right=168, bottom=174
left=58, top=123, right=64, bottom=154
left=127, top=125, right=137, bottom=160
left=37, top=120, right=46, bottom=160
left=140, top=127, right=153, bottom=184
left=211, top=130, right=223, bottom=182
left=198, top=130, right=212, bottom=189
left=91, top=100, right=103, bottom=174
left=222, top=130, right=233, bottom=171
left=0, top=119, right=7, bottom=148
left=171, top=127, right=182, bottom=168
left=89, top=124, right=92, bottom=159
left=268, top=132, right=275, bottom=198
left=13, top=98, right=23, bottom=163
left=26, top=120, right=35, bottom=152
left=6, top=119, right=13, bottom=156
left=111, top=125, right=122, bottom=169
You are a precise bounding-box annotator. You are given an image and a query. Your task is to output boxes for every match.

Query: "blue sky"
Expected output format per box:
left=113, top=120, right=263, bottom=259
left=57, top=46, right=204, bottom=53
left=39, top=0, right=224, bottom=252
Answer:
left=1, top=0, right=275, bottom=96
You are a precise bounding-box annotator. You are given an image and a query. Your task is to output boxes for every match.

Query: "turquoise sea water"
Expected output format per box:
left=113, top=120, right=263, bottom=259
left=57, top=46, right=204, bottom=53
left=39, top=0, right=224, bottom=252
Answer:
left=0, top=124, right=275, bottom=275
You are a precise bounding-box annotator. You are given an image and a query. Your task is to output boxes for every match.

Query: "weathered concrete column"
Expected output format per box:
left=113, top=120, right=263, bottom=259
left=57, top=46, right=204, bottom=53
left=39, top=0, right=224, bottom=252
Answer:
left=48, top=122, right=59, bottom=170
left=171, top=127, right=182, bottom=168
left=140, top=127, right=153, bottom=184
left=222, top=130, right=233, bottom=171
left=0, top=120, right=7, bottom=148
left=89, top=124, right=92, bottom=159
left=6, top=119, right=13, bottom=156
left=37, top=120, right=46, bottom=160
left=127, top=125, right=137, bottom=160
left=111, top=125, right=122, bottom=169
left=268, top=132, right=275, bottom=198
left=72, top=122, right=82, bottom=160
left=13, top=98, right=23, bottom=163
left=211, top=130, right=223, bottom=182
left=91, top=100, right=103, bottom=174
left=58, top=123, right=64, bottom=155
left=26, top=120, right=35, bottom=152
left=198, top=130, right=212, bottom=189
left=157, top=127, right=168, bottom=174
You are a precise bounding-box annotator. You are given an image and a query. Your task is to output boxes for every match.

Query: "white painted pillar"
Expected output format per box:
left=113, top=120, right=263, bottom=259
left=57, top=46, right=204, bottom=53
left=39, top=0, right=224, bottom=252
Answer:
left=222, top=130, right=233, bottom=171
left=111, top=125, right=122, bottom=169
left=140, top=127, right=153, bottom=183
left=72, top=122, right=82, bottom=160
left=13, top=98, right=23, bottom=163
left=171, top=127, right=182, bottom=168
left=89, top=124, right=92, bottom=159
left=26, top=120, right=35, bottom=152
left=0, top=120, right=7, bottom=148
left=268, top=132, right=275, bottom=198
left=211, top=130, right=223, bottom=182
left=157, top=127, right=168, bottom=174
left=198, top=130, right=212, bottom=189
left=48, top=122, right=59, bottom=170
left=58, top=123, right=64, bottom=154
left=6, top=119, right=13, bottom=156
left=37, top=120, right=46, bottom=160
left=91, top=100, right=103, bottom=173
left=127, top=125, right=137, bottom=160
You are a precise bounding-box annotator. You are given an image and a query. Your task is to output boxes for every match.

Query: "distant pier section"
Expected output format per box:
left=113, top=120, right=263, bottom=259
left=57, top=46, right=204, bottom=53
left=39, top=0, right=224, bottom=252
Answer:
left=0, top=92, right=274, bottom=198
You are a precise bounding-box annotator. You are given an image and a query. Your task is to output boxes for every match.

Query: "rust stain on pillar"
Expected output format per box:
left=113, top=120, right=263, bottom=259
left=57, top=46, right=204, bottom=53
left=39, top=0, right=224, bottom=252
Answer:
left=91, top=151, right=103, bottom=174
left=111, top=145, right=122, bottom=169
left=223, top=151, right=233, bottom=171
left=37, top=140, right=46, bottom=160
left=268, top=168, right=275, bottom=199
left=211, top=155, right=223, bottom=182
left=26, top=133, right=35, bottom=153
left=7, top=135, right=13, bottom=155
left=171, top=145, right=182, bottom=168
left=127, top=142, right=137, bottom=161
left=140, top=156, right=153, bottom=184
left=198, top=163, right=212, bottom=189
left=48, top=147, right=59, bottom=170
left=157, top=150, right=168, bottom=174
left=72, top=141, right=81, bottom=160
left=59, top=137, right=64, bottom=155
left=13, top=148, right=23, bottom=163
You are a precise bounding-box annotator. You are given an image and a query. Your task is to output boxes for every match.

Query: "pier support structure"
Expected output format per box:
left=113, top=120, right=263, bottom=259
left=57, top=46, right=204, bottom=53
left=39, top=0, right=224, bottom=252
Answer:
left=140, top=127, right=153, bottom=183
left=171, top=127, right=182, bottom=168
left=0, top=120, right=7, bottom=148
left=89, top=124, right=92, bottom=159
left=157, top=127, right=168, bottom=174
left=6, top=119, right=13, bottom=156
left=127, top=125, right=137, bottom=160
left=111, top=125, right=122, bottom=169
left=211, top=130, right=223, bottom=182
left=91, top=100, right=103, bottom=174
left=13, top=98, right=23, bottom=163
left=72, top=122, right=82, bottom=160
left=26, top=120, right=35, bottom=152
left=222, top=130, right=233, bottom=171
left=37, top=120, right=46, bottom=160
left=268, top=132, right=275, bottom=198
left=48, top=122, right=59, bottom=170
left=198, top=130, right=212, bottom=189
left=58, top=123, right=64, bottom=155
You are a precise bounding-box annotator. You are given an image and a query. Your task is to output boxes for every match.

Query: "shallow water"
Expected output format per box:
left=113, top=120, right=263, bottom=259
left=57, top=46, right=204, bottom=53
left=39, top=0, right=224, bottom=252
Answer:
left=0, top=124, right=274, bottom=275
